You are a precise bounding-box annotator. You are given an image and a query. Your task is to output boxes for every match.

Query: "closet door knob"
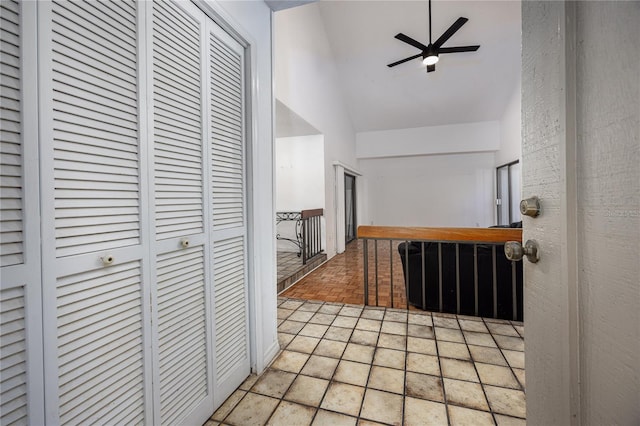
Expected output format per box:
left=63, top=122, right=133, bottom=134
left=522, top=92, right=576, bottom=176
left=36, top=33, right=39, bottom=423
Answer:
left=101, top=254, right=115, bottom=266
left=180, top=238, right=190, bottom=248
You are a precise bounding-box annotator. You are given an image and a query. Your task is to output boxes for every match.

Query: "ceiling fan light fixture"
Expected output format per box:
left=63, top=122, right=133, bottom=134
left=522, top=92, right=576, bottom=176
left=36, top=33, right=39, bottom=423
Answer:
left=422, top=44, right=439, bottom=66
left=423, top=54, right=439, bottom=66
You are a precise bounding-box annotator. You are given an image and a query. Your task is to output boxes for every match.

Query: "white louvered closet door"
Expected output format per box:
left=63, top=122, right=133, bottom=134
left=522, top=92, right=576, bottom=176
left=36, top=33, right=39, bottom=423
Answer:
left=13, top=0, right=250, bottom=423
left=208, top=20, right=251, bottom=406
left=150, top=2, right=214, bottom=424
left=38, top=1, right=152, bottom=423
left=0, top=2, right=44, bottom=424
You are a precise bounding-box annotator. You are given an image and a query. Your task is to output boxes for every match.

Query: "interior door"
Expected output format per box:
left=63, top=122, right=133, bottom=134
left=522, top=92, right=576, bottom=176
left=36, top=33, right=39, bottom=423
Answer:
left=496, top=161, right=521, bottom=226
left=38, top=1, right=151, bottom=423
left=523, top=2, right=639, bottom=424
left=149, top=1, right=213, bottom=424
left=0, top=2, right=44, bottom=424
left=344, top=173, right=356, bottom=244
left=208, top=18, right=251, bottom=407
left=29, top=1, right=250, bottom=424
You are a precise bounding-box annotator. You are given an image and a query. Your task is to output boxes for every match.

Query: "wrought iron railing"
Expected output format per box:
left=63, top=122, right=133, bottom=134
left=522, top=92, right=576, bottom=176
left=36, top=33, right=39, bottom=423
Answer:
left=276, top=209, right=324, bottom=264
left=358, top=226, right=523, bottom=321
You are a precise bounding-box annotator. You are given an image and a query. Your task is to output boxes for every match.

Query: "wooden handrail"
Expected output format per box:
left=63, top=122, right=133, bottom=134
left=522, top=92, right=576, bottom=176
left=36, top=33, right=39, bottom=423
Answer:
left=357, top=226, right=522, bottom=243
left=301, top=208, right=323, bottom=219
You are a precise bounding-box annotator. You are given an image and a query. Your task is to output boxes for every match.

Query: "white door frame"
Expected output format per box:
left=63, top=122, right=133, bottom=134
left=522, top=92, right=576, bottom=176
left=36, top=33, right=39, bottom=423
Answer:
left=333, top=161, right=361, bottom=254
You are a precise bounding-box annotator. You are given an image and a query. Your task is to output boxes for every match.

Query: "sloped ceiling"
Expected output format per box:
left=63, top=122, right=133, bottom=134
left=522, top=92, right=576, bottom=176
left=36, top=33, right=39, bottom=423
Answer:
left=315, top=0, right=522, bottom=132
left=265, top=0, right=315, bottom=12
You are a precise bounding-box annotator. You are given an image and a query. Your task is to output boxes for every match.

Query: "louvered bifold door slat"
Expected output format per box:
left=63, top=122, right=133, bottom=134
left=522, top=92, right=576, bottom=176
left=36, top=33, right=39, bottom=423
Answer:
left=156, top=247, right=207, bottom=425
left=208, top=23, right=250, bottom=407
left=51, top=0, right=142, bottom=258
left=39, top=1, right=148, bottom=423
left=151, top=2, right=213, bottom=425
left=210, top=30, right=244, bottom=232
left=1, top=287, right=27, bottom=425
left=56, top=261, right=145, bottom=425
left=212, top=235, right=249, bottom=402
left=1, top=1, right=44, bottom=424
left=1, top=0, right=23, bottom=268
left=0, top=1, right=27, bottom=422
left=153, top=0, right=204, bottom=241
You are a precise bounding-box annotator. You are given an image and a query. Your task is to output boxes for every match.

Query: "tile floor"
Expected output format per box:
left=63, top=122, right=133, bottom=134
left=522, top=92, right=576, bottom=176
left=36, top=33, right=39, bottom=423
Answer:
left=206, top=297, right=525, bottom=426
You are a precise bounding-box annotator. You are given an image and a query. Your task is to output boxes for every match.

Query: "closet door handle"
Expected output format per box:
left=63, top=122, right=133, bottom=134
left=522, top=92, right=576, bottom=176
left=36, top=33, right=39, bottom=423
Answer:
left=180, top=238, right=190, bottom=248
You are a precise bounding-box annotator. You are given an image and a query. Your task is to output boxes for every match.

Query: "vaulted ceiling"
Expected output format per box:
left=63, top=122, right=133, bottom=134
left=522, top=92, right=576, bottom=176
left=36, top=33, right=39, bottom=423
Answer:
left=281, top=0, right=522, bottom=133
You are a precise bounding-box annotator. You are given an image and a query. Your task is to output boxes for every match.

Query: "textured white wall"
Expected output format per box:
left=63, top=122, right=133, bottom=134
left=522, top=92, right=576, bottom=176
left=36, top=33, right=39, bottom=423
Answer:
left=575, top=2, right=640, bottom=423
left=359, top=153, right=495, bottom=228
left=275, top=4, right=358, bottom=258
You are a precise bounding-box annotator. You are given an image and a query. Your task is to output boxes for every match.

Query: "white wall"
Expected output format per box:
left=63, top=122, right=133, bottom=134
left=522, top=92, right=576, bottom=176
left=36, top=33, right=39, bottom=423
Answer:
left=493, top=76, right=523, bottom=225
left=356, top=121, right=499, bottom=228
left=275, top=135, right=326, bottom=252
left=275, top=3, right=357, bottom=258
left=215, top=0, right=279, bottom=371
left=496, top=77, right=522, bottom=167
left=359, top=153, right=495, bottom=228
left=356, top=121, right=500, bottom=159
left=498, top=0, right=522, bottom=170
left=276, top=135, right=325, bottom=211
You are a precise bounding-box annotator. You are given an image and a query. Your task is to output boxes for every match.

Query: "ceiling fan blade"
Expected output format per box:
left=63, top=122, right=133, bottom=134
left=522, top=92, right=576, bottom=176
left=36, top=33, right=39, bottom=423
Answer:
left=395, top=33, right=428, bottom=51
left=387, top=53, right=423, bottom=68
left=434, top=17, right=468, bottom=48
left=427, top=64, right=436, bottom=73
left=439, top=45, right=480, bottom=54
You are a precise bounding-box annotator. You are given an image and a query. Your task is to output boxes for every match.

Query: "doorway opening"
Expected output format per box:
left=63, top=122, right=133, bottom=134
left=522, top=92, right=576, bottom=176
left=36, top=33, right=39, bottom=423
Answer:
left=274, top=100, right=327, bottom=292
left=496, top=160, right=522, bottom=226
left=345, top=173, right=357, bottom=244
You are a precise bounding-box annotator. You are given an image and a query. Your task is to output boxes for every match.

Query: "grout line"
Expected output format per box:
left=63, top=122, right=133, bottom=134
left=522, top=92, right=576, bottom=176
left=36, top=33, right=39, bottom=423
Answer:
left=436, top=317, right=453, bottom=425
left=267, top=299, right=329, bottom=425
left=401, top=307, right=409, bottom=426
left=459, top=315, right=498, bottom=425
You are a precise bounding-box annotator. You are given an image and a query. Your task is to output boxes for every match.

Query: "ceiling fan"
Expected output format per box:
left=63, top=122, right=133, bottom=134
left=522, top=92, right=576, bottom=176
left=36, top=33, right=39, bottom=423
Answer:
left=387, top=0, right=480, bottom=73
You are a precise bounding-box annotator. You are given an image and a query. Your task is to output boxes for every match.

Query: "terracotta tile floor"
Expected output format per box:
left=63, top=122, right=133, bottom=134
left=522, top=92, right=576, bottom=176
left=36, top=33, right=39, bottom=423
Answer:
left=206, top=298, right=526, bottom=425
left=282, top=240, right=411, bottom=309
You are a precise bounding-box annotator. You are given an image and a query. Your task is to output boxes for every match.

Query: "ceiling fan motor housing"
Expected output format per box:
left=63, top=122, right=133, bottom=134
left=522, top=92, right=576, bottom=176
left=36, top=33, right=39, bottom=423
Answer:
left=423, top=44, right=439, bottom=64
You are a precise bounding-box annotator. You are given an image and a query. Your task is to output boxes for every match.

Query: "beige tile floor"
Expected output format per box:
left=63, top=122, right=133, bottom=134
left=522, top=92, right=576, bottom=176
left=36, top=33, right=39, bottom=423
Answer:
left=207, top=297, right=526, bottom=426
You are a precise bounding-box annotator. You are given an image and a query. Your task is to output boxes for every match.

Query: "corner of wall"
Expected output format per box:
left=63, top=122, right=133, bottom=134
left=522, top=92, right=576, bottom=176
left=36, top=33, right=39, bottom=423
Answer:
left=496, top=75, right=522, bottom=167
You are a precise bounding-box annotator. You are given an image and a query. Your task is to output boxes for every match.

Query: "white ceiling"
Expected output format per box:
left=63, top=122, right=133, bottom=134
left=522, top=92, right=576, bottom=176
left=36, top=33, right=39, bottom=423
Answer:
left=314, top=0, right=522, bottom=133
